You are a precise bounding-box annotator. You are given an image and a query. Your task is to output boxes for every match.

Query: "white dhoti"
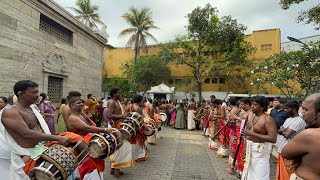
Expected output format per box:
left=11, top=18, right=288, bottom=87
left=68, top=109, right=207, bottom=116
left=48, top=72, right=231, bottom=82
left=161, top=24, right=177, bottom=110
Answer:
left=132, top=142, right=147, bottom=161
left=0, top=111, right=11, bottom=178
left=187, top=110, right=195, bottom=130
left=83, top=169, right=103, bottom=180
left=147, top=129, right=157, bottom=144
left=241, top=140, right=271, bottom=180
left=110, top=140, right=133, bottom=169
left=2, top=107, right=51, bottom=180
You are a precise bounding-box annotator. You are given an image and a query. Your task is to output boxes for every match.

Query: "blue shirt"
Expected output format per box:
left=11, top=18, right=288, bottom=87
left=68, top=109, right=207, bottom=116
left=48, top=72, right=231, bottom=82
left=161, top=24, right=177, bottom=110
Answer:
left=270, top=108, right=288, bottom=130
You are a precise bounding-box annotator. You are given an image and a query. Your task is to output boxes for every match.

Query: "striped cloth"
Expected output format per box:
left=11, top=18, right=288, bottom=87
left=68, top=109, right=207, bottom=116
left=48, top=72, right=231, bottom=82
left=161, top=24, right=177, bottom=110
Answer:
left=277, top=116, right=306, bottom=153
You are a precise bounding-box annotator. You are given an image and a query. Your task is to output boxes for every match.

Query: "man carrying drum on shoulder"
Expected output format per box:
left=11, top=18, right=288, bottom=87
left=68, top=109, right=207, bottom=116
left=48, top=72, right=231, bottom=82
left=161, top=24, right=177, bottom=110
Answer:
left=1, top=80, right=71, bottom=179
left=107, top=87, right=132, bottom=177
left=129, top=94, right=149, bottom=162
left=66, top=96, right=117, bottom=179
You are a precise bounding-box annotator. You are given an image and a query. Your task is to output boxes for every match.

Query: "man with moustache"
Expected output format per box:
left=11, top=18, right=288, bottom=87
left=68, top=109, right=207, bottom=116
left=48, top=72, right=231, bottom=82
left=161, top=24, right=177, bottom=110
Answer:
left=107, top=87, right=132, bottom=177
left=63, top=91, right=82, bottom=124
left=276, top=100, right=305, bottom=180
left=282, top=93, right=320, bottom=180
left=1, top=80, right=70, bottom=179
left=241, top=96, right=277, bottom=180
left=66, top=97, right=116, bottom=179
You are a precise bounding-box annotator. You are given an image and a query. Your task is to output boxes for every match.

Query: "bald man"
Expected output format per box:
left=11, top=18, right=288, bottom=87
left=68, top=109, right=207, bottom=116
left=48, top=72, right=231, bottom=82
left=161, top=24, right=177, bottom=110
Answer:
left=282, top=93, right=320, bottom=180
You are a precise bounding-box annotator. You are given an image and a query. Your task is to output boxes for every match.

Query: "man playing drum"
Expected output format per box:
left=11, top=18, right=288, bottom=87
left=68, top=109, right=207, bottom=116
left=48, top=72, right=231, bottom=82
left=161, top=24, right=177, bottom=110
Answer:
left=66, top=96, right=117, bottom=179
left=62, top=91, right=82, bottom=128
left=1, top=80, right=71, bottom=179
left=129, top=94, right=148, bottom=162
left=145, top=100, right=161, bottom=144
left=107, top=87, right=132, bottom=177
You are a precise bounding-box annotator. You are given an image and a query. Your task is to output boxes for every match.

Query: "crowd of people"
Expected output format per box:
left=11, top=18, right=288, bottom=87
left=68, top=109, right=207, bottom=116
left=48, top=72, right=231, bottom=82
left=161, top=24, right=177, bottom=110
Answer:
left=0, top=80, right=320, bottom=180
left=180, top=94, right=320, bottom=180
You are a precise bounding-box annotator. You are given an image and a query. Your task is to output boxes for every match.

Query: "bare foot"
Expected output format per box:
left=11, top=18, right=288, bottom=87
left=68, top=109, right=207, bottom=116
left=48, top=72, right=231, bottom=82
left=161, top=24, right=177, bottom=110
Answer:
left=110, top=168, right=114, bottom=175
left=114, top=169, right=124, bottom=177
left=225, top=167, right=237, bottom=175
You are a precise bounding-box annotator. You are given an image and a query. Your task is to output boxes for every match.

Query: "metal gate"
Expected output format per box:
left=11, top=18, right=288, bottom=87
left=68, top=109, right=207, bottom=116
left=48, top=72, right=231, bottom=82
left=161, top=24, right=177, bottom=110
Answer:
left=48, top=76, right=63, bottom=103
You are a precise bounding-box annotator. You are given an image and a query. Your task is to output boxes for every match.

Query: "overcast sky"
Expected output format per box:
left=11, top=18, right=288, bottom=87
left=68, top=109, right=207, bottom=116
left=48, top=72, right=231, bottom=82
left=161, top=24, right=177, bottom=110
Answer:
left=54, top=0, right=319, bottom=47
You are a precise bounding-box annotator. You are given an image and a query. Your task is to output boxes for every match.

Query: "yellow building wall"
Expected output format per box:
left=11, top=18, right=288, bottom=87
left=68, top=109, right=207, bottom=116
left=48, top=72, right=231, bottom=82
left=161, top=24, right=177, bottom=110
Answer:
left=104, top=28, right=284, bottom=95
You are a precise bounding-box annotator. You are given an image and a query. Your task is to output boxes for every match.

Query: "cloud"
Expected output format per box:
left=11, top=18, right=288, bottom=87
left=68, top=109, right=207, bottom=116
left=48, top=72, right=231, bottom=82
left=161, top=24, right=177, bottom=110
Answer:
left=54, top=0, right=319, bottom=47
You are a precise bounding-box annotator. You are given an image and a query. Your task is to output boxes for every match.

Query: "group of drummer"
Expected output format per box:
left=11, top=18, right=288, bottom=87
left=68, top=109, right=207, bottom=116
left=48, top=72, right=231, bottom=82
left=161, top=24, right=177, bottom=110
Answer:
left=194, top=97, right=249, bottom=176
left=0, top=80, right=165, bottom=180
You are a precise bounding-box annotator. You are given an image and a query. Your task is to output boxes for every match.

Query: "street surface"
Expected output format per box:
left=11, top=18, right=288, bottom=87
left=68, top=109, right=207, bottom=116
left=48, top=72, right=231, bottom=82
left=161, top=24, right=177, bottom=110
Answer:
left=104, top=127, right=276, bottom=180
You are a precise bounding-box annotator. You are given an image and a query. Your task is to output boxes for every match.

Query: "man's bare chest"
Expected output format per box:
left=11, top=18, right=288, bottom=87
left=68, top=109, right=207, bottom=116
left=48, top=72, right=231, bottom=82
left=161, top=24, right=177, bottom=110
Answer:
left=19, top=111, right=41, bottom=130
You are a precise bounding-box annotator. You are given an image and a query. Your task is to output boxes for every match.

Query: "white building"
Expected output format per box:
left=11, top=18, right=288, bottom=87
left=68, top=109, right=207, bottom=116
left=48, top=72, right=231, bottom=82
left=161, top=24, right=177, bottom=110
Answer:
left=281, top=34, right=320, bottom=52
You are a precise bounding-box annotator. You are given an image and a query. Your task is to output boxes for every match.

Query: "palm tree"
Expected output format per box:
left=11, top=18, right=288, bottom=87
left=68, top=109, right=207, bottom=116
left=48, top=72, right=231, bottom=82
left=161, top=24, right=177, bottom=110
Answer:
left=68, top=0, right=104, bottom=28
left=119, top=7, right=159, bottom=64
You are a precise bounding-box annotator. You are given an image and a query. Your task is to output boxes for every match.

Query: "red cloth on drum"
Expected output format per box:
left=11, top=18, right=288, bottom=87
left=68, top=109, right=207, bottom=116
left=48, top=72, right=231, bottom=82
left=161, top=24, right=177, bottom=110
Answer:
left=23, top=158, right=36, bottom=175
left=77, top=115, right=105, bottom=179
left=45, top=132, right=84, bottom=147
left=129, top=127, right=147, bottom=147
left=79, top=157, right=104, bottom=180
left=218, top=118, right=230, bottom=146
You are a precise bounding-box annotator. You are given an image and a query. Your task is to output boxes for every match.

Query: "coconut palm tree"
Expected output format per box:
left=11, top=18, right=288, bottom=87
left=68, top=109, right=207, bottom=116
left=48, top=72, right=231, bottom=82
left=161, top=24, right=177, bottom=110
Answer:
left=68, top=0, right=104, bottom=28
left=119, top=7, right=159, bottom=64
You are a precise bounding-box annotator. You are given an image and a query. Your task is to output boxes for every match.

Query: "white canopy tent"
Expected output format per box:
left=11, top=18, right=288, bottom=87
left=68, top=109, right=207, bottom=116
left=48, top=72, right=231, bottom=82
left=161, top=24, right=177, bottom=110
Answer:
left=147, top=83, right=175, bottom=100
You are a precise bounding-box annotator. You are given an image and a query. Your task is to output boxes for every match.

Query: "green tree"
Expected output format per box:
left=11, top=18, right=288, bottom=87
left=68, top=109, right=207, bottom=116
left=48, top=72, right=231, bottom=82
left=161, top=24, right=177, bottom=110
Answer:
left=251, top=41, right=320, bottom=98
left=160, top=4, right=255, bottom=100
left=103, top=76, right=131, bottom=98
left=119, top=7, right=159, bottom=65
left=69, top=0, right=104, bottom=28
left=124, top=56, right=171, bottom=92
left=280, top=0, right=320, bottom=29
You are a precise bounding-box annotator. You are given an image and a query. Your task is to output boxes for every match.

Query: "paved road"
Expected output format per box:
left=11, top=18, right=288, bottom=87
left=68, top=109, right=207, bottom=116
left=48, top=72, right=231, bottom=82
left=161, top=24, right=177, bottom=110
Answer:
left=103, top=127, right=276, bottom=180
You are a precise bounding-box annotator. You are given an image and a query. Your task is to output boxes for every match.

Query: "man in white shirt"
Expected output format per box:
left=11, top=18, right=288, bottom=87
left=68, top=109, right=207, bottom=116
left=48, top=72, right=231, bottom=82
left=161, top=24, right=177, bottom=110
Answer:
left=276, top=100, right=306, bottom=180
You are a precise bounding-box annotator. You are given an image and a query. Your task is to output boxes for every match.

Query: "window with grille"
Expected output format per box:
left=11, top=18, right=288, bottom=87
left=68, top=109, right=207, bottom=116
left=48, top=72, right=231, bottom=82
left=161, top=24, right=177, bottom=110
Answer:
left=48, top=76, right=63, bottom=103
left=261, top=44, right=272, bottom=51
left=39, top=14, right=73, bottom=45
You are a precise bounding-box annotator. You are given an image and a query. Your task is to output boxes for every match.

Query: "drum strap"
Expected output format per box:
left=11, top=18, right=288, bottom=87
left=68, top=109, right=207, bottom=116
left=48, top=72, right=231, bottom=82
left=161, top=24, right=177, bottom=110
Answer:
left=117, top=100, right=125, bottom=115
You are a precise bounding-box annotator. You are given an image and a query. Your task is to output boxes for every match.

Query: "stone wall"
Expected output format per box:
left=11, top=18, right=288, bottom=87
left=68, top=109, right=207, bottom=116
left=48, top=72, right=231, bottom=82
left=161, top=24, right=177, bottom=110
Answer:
left=0, top=0, right=107, bottom=102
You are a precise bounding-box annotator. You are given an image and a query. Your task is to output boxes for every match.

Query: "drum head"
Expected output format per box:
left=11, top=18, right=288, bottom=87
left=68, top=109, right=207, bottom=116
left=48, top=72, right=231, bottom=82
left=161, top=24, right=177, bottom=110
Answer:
left=120, top=129, right=131, bottom=141
left=159, top=113, right=167, bottom=122
left=88, top=141, right=105, bottom=159
left=144, top=125, right=155, bottom=136
left=120, top=123, right=136, bottom=139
